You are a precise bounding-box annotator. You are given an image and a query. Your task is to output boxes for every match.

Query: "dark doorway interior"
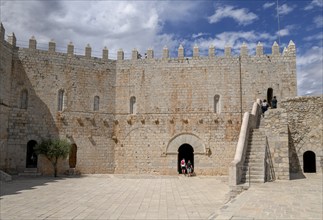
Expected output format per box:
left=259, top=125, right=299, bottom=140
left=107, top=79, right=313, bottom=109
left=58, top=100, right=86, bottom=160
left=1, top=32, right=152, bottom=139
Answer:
left=26, top=140, right=38, bottom=168
left=69, top=144, right=77, bottom=168
left=267, top=88, right=273, bottom=107
left=178, top=144, right=194, bottom=174
left=303, top=151, right=316, bottom=173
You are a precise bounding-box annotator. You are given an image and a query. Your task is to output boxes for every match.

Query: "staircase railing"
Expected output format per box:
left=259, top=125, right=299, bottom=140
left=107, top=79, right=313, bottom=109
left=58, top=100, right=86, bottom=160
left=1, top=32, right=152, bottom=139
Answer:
left=229, top=99, right=262, bottom=186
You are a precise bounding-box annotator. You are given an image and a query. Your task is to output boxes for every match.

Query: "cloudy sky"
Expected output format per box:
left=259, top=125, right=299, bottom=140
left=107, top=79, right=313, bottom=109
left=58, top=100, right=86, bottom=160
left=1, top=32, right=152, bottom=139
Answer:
left=1, top=0, right=322, bottom=96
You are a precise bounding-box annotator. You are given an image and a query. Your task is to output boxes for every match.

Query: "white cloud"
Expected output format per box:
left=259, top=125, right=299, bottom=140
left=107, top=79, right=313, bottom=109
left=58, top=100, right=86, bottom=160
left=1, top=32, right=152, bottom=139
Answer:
left=313, top=16, right=323, bottom=28
left=304, top=0, right=323, bottom=10
left=208, top=5, right=258, bottom=26
left=263, top=2, right=275, bottom=9
left=278, top=4, right=295, bottom=16
left=156, top=1, right=202, bottom=23
left=192, top=33, right=209, bottom=39
left=0, top=1, right=201, bottom=58
left=297, top=46, right=323, bottom=95
left=304, top=32, right=323, bottom=41
left=276, top=25, right=296, bottom=37
left=193, top=31, right=276, bottom=55
left=277, top=29, right=290, bottom=37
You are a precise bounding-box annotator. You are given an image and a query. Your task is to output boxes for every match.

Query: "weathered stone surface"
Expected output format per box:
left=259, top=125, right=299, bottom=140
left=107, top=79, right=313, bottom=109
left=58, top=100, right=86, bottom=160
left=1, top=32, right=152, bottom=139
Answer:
left=2, top=23, right=319, bottom=178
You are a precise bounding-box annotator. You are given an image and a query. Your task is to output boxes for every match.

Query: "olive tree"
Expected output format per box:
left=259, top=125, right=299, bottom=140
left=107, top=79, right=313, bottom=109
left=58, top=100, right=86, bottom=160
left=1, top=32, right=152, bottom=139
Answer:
left=35, top=139, right=71, bottom=177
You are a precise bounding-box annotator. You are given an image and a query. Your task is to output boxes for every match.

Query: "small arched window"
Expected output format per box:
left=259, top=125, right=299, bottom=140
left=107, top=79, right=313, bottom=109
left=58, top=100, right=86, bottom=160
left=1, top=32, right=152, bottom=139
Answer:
left=130, top=96, right=136, bottom=114
left=58, top=89, right=64, bottom=111
left=20, top=89, right=28, bottom=109
left=214, top=95, right=220, bottom=113
left=94, top=96, right=100, bottom=111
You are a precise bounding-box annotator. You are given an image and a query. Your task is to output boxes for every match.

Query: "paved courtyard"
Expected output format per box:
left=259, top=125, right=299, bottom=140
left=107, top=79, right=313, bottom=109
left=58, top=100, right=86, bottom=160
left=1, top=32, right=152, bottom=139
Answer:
left=0, top=173, right=322, bottom=220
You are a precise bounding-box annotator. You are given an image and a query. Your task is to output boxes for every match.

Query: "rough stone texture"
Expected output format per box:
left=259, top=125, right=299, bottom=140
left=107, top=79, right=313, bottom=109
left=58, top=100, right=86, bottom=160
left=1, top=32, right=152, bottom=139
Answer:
left=262, top=109, right=290, bottom=180
left=0, top=38, right=14, bottom=171
left=281, top=96, right=323, bottom=174
left=261, top=96, right=323, bottom=178
left=2, top=24, right=313, bottom=177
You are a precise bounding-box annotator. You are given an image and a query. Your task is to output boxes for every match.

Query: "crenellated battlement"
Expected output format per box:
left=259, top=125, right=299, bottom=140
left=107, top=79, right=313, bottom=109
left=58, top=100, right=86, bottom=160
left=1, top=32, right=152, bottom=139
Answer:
left=0, top=22, right=299, bottom=177
left=0, top=23, right=296, bottom=62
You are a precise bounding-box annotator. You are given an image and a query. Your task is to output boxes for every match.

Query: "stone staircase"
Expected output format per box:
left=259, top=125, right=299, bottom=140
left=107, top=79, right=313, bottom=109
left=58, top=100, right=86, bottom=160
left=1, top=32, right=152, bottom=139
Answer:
left=241, top=129, right=266, bottom=184
left=18, top=168, right=42, bottom=176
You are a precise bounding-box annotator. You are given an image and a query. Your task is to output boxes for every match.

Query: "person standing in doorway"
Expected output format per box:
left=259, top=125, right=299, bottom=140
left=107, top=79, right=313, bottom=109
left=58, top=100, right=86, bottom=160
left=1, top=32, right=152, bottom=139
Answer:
left=186, top=160, right=193, bottom=177
left=271, top=96, right=277, bottom=109
left=261, top=99, right=269, bottom=116
left=181, top=158, right=186, bottom=174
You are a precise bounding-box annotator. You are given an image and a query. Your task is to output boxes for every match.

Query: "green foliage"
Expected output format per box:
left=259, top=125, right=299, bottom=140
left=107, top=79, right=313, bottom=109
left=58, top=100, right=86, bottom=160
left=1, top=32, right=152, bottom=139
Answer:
left=35, top=139, right=71, bottom=177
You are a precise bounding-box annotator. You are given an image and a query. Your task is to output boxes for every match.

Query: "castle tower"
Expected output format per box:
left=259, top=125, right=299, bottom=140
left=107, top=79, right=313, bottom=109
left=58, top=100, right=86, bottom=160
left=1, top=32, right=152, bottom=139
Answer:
left=193, top=44, right=199, bottom=59
left=240, top=42, right=248, bottom=57
left=225, top=45, right=231, bottom=57
left=8, top=33, right=16, bottom=47
left=287, top=40, right=296, bottom=56
left=29, top=36, right=37, bottom=49
left=117, top=48, right=124, bottom=60
left=85, top=44, right=91, bottom=58
left=48, top=39, right=56, bottom=52
left=178, top=44, right=184, bottom=60
left=102, top=47, right=109, bottom=60
left=0, top=23, right=4, bottom=42
left=256, top=42, right=263, bottom=56
left=163, top=46, right=169, bottom=59
left=147, top=48, right=154, bottom=59
left=67, top=42, right=74, bottom=56
left=272, top=41, right=280, bottom=55
left=208, top=44, right=215, bottom=58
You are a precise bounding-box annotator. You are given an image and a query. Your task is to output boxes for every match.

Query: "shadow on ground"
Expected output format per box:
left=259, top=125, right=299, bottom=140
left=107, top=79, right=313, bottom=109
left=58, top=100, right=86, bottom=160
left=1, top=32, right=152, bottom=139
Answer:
left=290, top=172, right=306, bottom=180
left=0, top=175, right=82, bottom=197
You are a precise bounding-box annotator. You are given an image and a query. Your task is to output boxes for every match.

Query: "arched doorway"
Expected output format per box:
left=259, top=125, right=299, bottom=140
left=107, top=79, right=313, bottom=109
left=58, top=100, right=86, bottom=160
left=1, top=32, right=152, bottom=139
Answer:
left=178, top=144, right=194, bottom=174
left=303, top=151, right=316, bottom=173
left=267, top=88, right=273, bottom=107
left=26, top=140, right=38, bottom=168
left=69, top=144, right=77, bottom=168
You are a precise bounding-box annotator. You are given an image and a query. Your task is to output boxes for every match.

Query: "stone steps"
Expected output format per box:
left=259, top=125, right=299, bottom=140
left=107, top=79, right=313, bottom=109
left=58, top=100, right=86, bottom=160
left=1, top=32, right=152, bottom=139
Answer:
left=18, top=168, right=41, bottom=176
left=241, top=129, right=266, bottom=184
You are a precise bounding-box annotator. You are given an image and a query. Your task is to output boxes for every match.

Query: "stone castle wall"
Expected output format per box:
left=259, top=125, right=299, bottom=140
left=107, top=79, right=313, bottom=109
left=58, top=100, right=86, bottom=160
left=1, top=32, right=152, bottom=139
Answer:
left=262, top=96, right=323, bottom=178
left=0, top=31, right=14, bottom=170
left=282, top=96, right=323, bottom=173
left=8, top=47, right=117, bottom=174
left=0, top=23, right=300, bottom=176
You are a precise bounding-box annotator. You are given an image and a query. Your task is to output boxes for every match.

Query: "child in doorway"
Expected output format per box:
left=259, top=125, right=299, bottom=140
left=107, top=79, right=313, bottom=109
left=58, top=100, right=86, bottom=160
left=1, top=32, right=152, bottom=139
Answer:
left=181, top=158, right=186, bottom=174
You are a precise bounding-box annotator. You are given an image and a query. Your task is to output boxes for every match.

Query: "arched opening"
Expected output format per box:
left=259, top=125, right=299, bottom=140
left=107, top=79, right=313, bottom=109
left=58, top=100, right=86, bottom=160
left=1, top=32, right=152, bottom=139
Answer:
left=69, top=144, right=77, bottom=168
left=267, top=88, right=273, bottom=107
left=20, top=89, right=28, bottom=109
left=214, top=94, right=220, bottom=113
left=178, top=144, right=194, bottom=174
left=94, top=96, right=100, bottom=111
left=303, top=151, right=316, bottom=173
left=26, top=140, right=38, bottom=168
left=58, top=89, right=64, bottom=111
left=130, top=96, right=136, bottom=114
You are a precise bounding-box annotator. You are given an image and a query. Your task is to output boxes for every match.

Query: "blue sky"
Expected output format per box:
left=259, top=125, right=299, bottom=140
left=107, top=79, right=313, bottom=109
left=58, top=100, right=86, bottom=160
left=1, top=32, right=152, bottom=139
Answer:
left=1, top=0, right=322, bottom=96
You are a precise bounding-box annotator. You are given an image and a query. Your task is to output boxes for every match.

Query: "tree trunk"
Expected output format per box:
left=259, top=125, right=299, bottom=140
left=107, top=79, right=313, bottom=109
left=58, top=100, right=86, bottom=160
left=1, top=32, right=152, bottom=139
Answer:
left=54, top=164, right=58, bottom=177
left=53, top=157, right=58, bottom=177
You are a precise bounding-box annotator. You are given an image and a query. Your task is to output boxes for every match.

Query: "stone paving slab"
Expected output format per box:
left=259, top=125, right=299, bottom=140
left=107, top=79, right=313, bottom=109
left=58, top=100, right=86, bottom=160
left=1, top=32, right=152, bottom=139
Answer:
left=0, top=175, right=228, bottom=220
left=1, top=173, right=322, bottom=220
left=213, top=173, right=322, bottom=220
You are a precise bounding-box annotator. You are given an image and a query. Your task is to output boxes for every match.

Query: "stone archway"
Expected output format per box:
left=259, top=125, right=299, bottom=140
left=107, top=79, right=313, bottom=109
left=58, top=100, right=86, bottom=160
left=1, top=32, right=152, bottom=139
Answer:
left=26, top=140, right=38, bottom=168
left=166, top=133, right=206, bottom=155
left=178, top=144, right=194, bottom=174
left=166, top=133, right=206, bottom=174
left=303, top=151, right=316, bottom=173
